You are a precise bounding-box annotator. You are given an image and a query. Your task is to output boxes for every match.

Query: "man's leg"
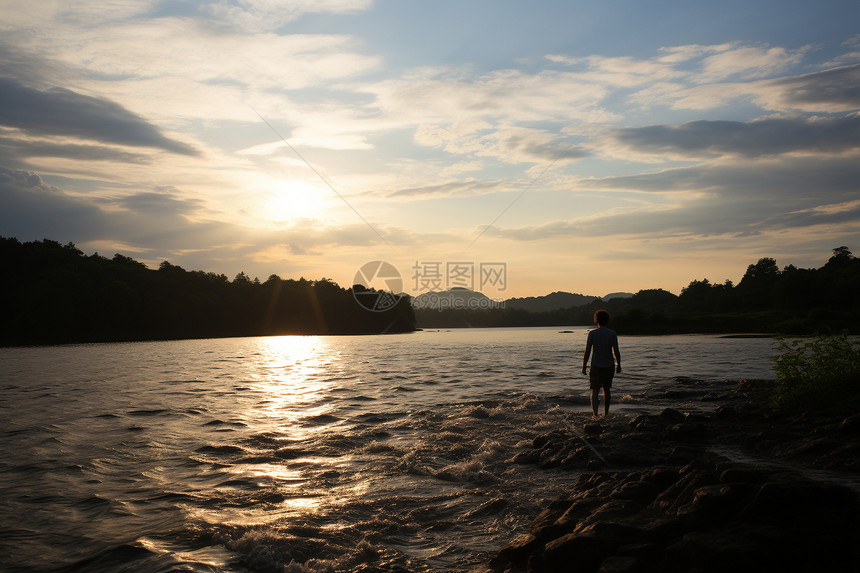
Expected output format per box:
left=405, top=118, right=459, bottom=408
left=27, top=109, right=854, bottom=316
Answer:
left=604, top=387, right=612, bottom=416
left=590, top=388, right=600, bottom=417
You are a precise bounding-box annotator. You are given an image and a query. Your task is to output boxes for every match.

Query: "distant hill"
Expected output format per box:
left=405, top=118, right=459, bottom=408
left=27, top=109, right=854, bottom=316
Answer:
left=412, top=287, right=502, bottom=310
left=505, top=291, right=599, bottom=312
left=412, top=289, right=634, bottom=313
left=603, top=292, right=634, bottom=300
left=410, top=246, right=860, bottom=334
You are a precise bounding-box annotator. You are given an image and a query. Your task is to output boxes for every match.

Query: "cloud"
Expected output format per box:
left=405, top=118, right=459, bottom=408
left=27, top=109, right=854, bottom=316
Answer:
left=697, top=45, right=809, bottom=82
left=200, top=0, right=374, bottom=32
left=590, top=155, right=860, bottom=200
left=632, top=63, right=860, bottom=114
left=414, top=122, right=592, bottom=165
left=546, top=54, right=681, bottom=87
left=655, top=43, right=734, bottom=64
left=763, top=64, right=860, bottom=112
left=0, top=134, right=152, bottom=165
left=362, top=67, right=606, bottom=127
left=0, top=77, right=197, bottom=155
left=610, top=115, right=860, bottom=159
left=0, top=166, right=109, bottom=240
left=113, top=191, right=206, bottom=217
left=481, top=155, right=860, bottom=241
left=386, top=179, right=505, bottom=198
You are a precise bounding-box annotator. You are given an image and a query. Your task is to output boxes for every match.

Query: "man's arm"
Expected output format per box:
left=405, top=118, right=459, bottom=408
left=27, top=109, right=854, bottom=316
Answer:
left=613, top=337, right=622, bottom=373
left=582, top=335, right=593, bottom=375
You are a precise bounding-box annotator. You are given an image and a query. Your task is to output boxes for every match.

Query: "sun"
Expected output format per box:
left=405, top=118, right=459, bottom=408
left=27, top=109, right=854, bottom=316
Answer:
left=266, top=180, right=326, bottom=221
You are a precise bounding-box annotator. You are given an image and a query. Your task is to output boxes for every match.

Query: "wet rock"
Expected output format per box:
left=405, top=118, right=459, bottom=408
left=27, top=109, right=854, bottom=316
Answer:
left=712, top=404, right=737, bottom=418
left=512, top=450, right=541, bottom=464
left=666, top=445, right=705, bottom=464
left=488, top=379, right=860, bottom=572
left=718, top=466, right=771, bottom=484
left=583, top=422, right=603, bottom=435
left=609, top=481, right=661, bottom=506
left=839, top=413, right=860, bottom=433
left=662, top=422, right=708, bottom=441
left=543, top=534, right=612, bottom=572
left=658, top=408, right=686, bottom=423
left=596, top=556, right=641, bottom=573
left=491, top=533, right=541, bottom=567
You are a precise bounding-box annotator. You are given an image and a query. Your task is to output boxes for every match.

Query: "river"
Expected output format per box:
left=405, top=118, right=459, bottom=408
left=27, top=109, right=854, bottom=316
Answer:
left=0, top=327, right=777, bottom=572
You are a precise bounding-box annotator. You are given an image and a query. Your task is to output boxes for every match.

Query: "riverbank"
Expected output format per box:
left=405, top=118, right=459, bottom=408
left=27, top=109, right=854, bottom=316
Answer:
left=481, top=379, right=860, bottom=572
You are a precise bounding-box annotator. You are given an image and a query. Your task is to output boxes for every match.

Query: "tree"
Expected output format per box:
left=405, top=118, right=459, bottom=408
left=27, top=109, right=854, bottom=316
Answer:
left=740, top=257, right=780, bottom=285
left=826, top=246, right=854, bottom=267
left=233, top=271, right=252, bottom=284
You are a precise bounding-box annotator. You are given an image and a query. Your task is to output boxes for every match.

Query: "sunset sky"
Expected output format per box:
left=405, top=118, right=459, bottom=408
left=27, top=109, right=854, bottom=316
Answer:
left=1, top=0, right=858, bottom=298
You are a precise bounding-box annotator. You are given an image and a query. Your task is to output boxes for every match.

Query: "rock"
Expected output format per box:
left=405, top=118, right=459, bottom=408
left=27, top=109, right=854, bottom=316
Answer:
left=531, top=498, right=577, bottom=533
left=742, top=474, right=858, bottom=525
left=662, top=422, right=709, bottom=441
left=571, top=500, right=645, bottom=534
left=839, top=413, right=860, bottom=433
left=663, top=527, right=775, bottom=572
left=675, top=483, right=756, bottom=523
left=512, top=450, right=541, bottom=464
left=713, top=405, right=737, bottom=418
left=486, top=377, right=860, bottom=572
left=658, top=408, right=686, bottom=422
left=667, top=445, right=705, bottom=463
left=596, top=556, right=641, bottom=573
left=640, top=466, right=679, bottom=489
left=609, top=481, right=661, bottom=506
left=543, top=534, right=612, bottom=572
left=718, top=466, right=771, bottom=484
left=583, top=422, right=603, bottom=435
left=491, top=533, right=542, bottom=567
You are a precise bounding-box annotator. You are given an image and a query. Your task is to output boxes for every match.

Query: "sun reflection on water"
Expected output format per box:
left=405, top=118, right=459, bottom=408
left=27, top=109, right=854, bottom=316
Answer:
left=246, top=335, right=338, bottom=427
left=186, top=336, right=347, bottom=527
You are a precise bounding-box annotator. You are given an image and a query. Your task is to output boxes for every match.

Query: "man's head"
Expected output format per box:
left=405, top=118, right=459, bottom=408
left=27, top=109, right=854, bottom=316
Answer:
left=594, top=309, right=610, bottom=326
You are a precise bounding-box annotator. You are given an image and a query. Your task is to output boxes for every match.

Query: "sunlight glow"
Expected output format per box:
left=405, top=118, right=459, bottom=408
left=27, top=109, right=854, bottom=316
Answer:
left=266, top=180, right=327, bottom=221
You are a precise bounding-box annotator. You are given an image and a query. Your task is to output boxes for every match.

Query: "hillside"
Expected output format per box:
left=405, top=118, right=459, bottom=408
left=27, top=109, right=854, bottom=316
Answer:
left=505, top=291, right=599, bottom=312
left=0, top=237, right=416, bottom=345
left=414, top=248, right=860, bottom=334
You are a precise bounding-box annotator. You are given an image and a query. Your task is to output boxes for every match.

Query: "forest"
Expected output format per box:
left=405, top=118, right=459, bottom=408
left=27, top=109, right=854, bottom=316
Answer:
left=3, top=238, right=857, bottom=345
left=415, top=247, right=860, bottom=335
left=0, top=237, right=416, bottom=345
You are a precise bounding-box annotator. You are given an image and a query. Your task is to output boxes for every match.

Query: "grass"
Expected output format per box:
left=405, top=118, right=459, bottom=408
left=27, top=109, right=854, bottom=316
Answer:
left=771, top=333, right=860, bottom=409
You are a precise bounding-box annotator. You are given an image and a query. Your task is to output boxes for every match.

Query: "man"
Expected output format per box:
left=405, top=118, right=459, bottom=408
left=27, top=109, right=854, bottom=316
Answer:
left=581, top=310, right=621, bottom=417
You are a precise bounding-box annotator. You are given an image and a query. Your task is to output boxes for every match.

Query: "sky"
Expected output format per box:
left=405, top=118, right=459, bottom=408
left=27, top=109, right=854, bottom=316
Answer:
left=1, top=0, right=858, bottom=298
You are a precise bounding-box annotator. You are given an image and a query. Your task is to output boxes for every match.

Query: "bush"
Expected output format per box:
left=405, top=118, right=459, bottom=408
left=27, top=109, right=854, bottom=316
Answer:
left=771, top=333, right=860, bottom=408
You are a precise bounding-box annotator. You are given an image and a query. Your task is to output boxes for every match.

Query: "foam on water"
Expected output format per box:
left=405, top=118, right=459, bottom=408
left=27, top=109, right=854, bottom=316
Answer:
left=0, top=328, right=777, bottom=571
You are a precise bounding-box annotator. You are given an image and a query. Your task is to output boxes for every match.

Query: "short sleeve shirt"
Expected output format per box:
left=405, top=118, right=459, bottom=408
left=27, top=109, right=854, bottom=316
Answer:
left=587, top=327, right=619, bottom=368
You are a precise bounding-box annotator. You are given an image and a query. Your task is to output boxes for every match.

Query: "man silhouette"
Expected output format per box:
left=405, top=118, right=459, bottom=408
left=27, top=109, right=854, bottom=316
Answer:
left=581, top=310, right=621, bottom=417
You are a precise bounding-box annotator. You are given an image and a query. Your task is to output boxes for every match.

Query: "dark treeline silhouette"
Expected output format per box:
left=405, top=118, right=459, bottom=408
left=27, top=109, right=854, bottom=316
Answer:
left=416, top=247, right=860, bottom=335
left=0, top=237, right=415, bottom=345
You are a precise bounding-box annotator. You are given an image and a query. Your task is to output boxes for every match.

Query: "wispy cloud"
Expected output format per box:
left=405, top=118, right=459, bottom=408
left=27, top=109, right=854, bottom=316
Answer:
left=386, top=179, right=506, bottom=198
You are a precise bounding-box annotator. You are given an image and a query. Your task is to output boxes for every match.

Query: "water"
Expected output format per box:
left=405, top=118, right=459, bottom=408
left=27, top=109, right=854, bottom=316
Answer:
left=0, top=327, right=777, bottom=572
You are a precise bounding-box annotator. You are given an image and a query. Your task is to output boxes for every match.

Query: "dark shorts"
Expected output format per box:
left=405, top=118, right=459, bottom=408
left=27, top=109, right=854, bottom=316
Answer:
left=589, top=366, right=614, bottom=390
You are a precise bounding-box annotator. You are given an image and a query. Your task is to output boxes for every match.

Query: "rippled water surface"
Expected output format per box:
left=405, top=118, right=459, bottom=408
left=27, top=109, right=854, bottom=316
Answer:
left=0, top=328, right=777, bottom=572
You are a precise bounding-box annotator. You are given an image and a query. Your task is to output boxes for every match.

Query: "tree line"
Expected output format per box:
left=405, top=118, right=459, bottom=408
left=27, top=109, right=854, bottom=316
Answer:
left=415, top=247, right=860, bottom=335
left=0, top=237, right=415, bottom=345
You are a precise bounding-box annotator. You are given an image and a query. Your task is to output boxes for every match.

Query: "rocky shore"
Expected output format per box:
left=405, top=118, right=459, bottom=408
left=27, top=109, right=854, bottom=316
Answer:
left=481, top=379, right=860, bottom=573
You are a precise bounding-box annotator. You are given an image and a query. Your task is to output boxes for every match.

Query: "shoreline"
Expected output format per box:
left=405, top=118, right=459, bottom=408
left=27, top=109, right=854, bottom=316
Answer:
left=480, top=378, right=860, bottom=572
